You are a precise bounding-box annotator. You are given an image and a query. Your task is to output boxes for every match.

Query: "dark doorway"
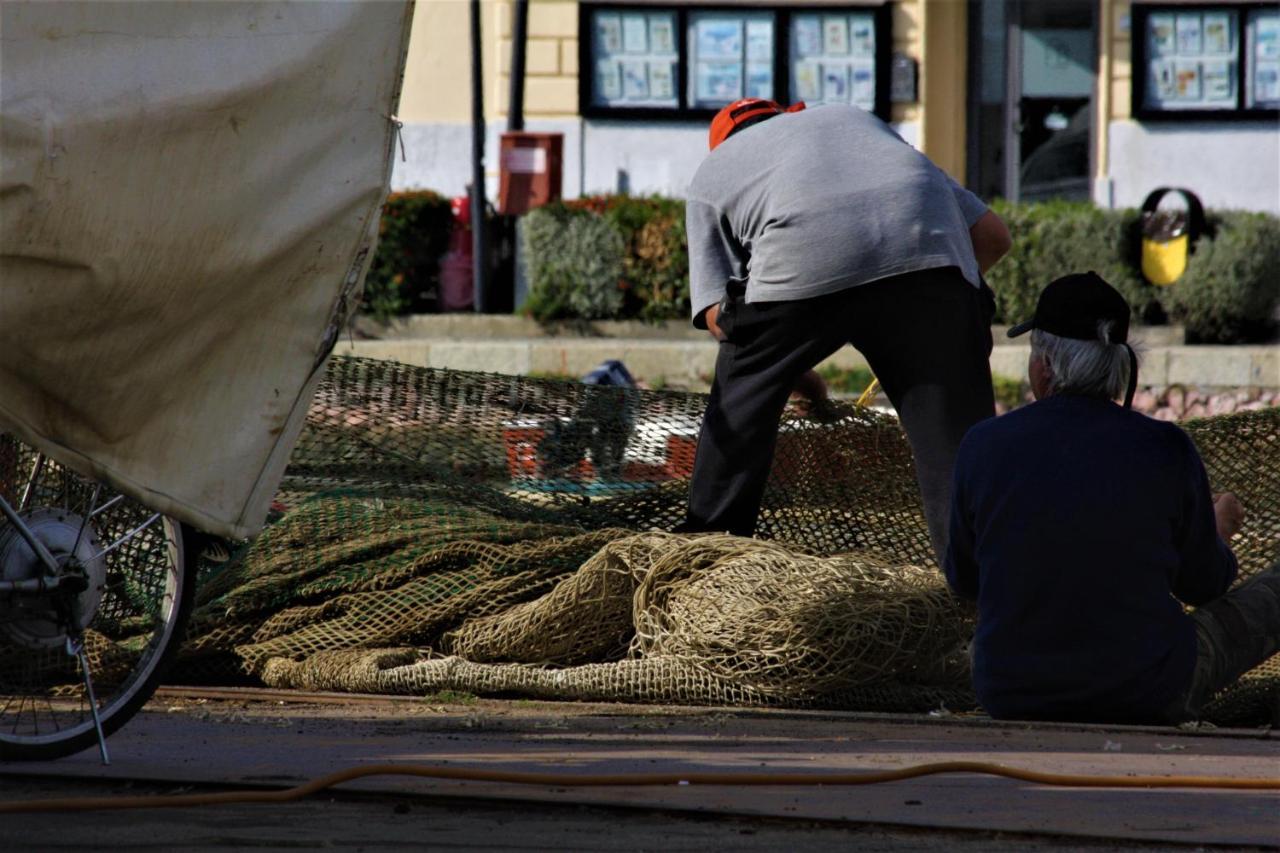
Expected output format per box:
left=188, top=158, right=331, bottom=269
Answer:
left=967, top=0, right=1097, bottom=201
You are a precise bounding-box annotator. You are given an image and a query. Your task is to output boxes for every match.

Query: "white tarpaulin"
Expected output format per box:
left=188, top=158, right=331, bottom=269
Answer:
left=0, top=1, right=413, bottom=538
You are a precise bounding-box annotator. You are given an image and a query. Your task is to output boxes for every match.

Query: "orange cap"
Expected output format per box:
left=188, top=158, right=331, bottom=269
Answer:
left=708, top=99, right=806, bottom=150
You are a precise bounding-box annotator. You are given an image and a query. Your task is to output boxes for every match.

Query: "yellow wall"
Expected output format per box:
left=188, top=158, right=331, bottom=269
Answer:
left=918, top=0, right=967, bottom=180
left=1095, top=0, right=1133, bottom=182
left=497, top=0, right=580, bottom=116
left=399, top=0, right=966, bottom=170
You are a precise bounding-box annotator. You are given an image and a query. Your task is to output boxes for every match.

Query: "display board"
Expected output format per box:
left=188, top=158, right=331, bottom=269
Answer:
left=790, top=12, right=877, bottom=111
left=1136, top=4, right=1280, bottom=117
left=591, top=10, right=680, bottom=108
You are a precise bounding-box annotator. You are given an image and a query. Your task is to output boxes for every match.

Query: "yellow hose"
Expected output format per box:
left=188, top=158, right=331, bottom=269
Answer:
left=1, top=759, right=1276, bottom=814
left=855, top=377, right=880, bottom=408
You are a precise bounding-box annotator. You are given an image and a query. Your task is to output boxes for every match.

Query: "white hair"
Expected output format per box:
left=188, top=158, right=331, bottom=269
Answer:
left=1030, top=324, right=1134, bottom=400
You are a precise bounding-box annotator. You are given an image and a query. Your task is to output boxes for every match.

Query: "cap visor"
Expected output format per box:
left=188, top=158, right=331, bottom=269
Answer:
left=1007, top=320, right=1034, bottom=338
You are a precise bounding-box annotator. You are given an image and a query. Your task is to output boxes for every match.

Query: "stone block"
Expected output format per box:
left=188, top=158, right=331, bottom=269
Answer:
left=529, top=1, right=578, bottom=38
left=501, top=37, right=560, bottom=75
left=560, top=38, right=579, bottom=75
left=428, top=341, right=532, bottom=375
left=1167, top=347, right=1256, bottom=387
left=526, top=75, right=579, bottom=115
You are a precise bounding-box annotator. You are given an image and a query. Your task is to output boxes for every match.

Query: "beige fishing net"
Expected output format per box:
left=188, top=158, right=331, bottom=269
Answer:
left=163, top=356, right=1278, bottom=724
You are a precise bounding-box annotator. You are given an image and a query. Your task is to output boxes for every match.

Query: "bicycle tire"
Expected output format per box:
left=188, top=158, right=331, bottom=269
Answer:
left=0, top=440, right=197, bottom=761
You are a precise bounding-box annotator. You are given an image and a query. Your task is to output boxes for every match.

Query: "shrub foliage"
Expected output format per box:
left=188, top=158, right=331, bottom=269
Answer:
left=1162, top=211, right=1280, bottom=343
left=362, top=191, right=454, bottom=322
left=373, top=190, right=1276, bottom=343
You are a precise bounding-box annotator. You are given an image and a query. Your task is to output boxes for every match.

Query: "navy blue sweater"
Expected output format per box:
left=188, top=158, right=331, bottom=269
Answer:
left=944, top=395, right=1237, bottom=723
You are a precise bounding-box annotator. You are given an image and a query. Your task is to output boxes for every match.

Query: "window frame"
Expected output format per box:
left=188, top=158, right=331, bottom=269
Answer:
left=578, top=3, right=892, bottom=121
left=1131, top=2, right=1280, bottom=121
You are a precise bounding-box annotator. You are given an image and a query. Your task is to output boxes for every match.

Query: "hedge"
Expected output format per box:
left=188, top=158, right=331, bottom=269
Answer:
left=1163, top=210, right=1280, bottom=343
left=362, top=190, right=454, bottom=322
left=522, top=196, right=689, bottom=322
left=985, top=199, right=1151, bottom=326
left=379, top=191, right=1276, bottom=343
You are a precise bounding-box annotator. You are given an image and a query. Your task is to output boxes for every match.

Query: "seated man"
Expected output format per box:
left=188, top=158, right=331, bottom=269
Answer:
left=944, top=271, right=1279, bottom=724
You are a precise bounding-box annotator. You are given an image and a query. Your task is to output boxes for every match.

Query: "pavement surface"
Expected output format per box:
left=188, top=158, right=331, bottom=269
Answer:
left=2, top=691, right=1278, bottom=850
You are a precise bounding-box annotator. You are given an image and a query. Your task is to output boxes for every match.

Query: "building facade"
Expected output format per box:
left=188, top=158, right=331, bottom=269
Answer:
left=394, top=0, right=1279, bottom=213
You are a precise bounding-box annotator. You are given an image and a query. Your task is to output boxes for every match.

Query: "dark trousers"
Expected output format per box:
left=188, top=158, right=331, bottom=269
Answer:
left=683, top=267, right=996, bottom=563
left=1165, top=563, right=1280, bottom=722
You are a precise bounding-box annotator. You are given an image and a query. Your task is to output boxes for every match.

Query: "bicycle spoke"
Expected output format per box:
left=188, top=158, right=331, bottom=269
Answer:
left=18, top=454, right=46, bottom=512
left=98, top=513, right=163, bottom=560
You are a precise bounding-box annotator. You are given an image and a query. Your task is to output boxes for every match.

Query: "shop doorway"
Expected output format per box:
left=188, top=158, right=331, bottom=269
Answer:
left=967, top=0, right=1097, bottom=201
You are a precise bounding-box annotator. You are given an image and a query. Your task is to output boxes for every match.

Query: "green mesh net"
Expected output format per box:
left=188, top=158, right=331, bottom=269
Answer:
left=165, top=356, right=1280, bottom=725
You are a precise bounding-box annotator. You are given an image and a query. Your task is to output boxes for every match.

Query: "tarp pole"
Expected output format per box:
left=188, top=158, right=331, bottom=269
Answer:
left=469, top=0, right=490, bottom=313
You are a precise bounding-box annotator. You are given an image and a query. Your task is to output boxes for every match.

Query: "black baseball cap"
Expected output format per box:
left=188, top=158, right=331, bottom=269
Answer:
left=1007, top=271, right=1130, bottom=342
left=1008, top=271, right=1139, bottom=408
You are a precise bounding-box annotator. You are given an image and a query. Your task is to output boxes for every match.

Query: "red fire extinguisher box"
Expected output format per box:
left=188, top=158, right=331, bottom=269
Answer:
left=498, top=132, right=563, bottom=216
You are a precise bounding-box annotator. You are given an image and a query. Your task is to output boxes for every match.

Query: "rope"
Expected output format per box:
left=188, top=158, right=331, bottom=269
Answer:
left=2, top=760, right=1277, bottom=814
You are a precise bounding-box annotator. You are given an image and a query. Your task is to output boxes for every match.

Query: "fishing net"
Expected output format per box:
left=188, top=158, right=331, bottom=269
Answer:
left=160, top=356, right=1279, bottom=725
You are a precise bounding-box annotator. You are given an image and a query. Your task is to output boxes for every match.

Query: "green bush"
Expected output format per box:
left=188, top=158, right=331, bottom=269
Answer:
left=986, top=199, right=1150, bottom=325
left=362, top=191, right=454, bottom=322
left=1161, top=211, right=1280, bottom=343
left=519, top=194, right=1277, bottom=343
left=523, top=196, right=690, bottom=323
left=522, top=204, right=626, bottom=321
left=567, top=196, right=691, bottom=321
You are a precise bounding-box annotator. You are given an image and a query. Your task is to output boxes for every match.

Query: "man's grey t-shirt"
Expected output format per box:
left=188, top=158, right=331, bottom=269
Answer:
left=685, top=104, right=989, bottom=326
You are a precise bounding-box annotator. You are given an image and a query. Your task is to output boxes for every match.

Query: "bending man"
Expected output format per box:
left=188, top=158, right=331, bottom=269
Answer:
left=680, top=99, right=1011, bottom=562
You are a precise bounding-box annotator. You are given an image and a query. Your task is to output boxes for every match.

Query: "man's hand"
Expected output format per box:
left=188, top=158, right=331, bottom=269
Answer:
left=1213, top=492, right=1245, bottom=540
left=704, top=303, right=725, bottom=341
left=790, top=369, right=832, bottom=419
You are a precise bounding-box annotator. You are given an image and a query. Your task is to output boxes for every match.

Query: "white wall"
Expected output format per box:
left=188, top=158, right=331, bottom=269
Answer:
left=392, top=119, right=584, bottom=200
left=1104, top=120, right=1280, bottom=214
left=393, top=119, right=926, bottom=199
left=580, top=121, right=707, bottom=196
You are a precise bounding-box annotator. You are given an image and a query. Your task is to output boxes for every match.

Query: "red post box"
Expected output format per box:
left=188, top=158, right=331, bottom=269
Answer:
left=498, top=132, right=563, bottom=215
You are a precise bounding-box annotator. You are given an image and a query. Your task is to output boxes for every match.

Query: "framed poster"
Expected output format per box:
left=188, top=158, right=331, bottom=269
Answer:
left=649, top=61, right=674, bottom=99
left=1203, top=12, right=1232, bottom=54
left=1174, top=60, right=1201, bottom=100
left=597, top=14, right=622, bottom=54
left=696, top=61, right=742, bottom=102
left=746, top=19, right=772, bottom=61
left=696, top=18, right=742, bottom=60
left=1149, top=13, right=1176, bottom=56
left=1176, top=14, right=1203, bottom=55
left=794, top=61, right=820, bottom=100
left=823, top=17, right=849, bottom=55
left=822, top=64, right=848, bottom=101
left=746, top=62, right=772, bottom=99
left=596, top=59, right=622, bottom=101
left=794, top=17, right=821, bottom=58
left=621, top=60, right=649, bottom=99
left=852, top=65, right=875, bottom=106
left=851, top=17, right=875, bottom=57
left=649, top=14, right=675, bottom=55
left=1202, top=60, right=1232, bottom=101
left=1256, top=64, right=1280, bottom=103
left=622, top=14, right=648, bottom=53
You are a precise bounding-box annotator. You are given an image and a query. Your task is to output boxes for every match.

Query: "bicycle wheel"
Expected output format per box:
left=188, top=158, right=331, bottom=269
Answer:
left=0, top=435, right=195, bottom=761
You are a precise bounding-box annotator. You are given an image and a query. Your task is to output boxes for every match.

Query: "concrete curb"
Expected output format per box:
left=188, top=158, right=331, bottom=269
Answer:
left=341, top=316, right=1279, bottom=390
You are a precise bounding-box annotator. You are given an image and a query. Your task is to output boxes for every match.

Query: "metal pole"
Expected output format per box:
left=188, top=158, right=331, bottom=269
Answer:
left=509, top=0, right=529, bottom=132
left=469, top=0, right=490, bottom=313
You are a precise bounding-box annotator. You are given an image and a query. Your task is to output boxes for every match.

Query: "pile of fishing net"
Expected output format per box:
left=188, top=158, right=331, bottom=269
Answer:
left=177, top=356, right=1280, bottom=725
